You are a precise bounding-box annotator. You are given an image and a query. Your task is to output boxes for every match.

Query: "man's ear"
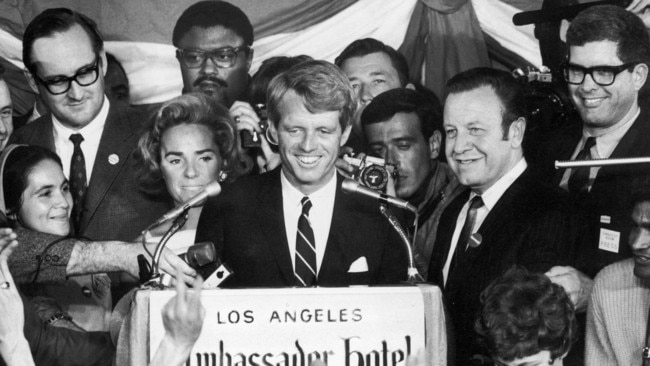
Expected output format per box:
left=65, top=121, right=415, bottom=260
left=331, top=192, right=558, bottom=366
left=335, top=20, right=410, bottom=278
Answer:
left=508, top=117, right=526, bottom=148
left=23, top=69, right=40, bottom=94
left=340, top=123, right=351, bottom=146
left=268, top=120, right=279, bottom=144
left=99, top=49, right=108, bottom=77
left=633, top=62, right=648, bottom=91
left=428, top=130, right=442, bottom=159
left=246, top=48, right=254, bottom=72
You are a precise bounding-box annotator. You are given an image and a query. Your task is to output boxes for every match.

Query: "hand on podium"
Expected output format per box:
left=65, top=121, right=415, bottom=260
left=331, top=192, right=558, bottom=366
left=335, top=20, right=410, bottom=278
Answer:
left=150, top=266, right=205, bottom=366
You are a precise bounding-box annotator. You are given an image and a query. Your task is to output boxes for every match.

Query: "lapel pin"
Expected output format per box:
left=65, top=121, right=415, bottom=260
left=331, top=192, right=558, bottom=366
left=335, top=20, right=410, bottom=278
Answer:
left=108, top=154, right=119, bottom=165
left=468, top=233, right=483, bottom=248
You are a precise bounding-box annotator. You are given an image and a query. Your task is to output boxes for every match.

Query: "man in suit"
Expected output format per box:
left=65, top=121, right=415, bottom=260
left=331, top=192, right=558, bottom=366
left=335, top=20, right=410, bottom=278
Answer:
left=531, top=5, right=650, bottom=314
left=196, top=60, right=407, bottom=287
left=10, top=8, right=170, bottom=242
left=428, top=67, right=580, bottom=364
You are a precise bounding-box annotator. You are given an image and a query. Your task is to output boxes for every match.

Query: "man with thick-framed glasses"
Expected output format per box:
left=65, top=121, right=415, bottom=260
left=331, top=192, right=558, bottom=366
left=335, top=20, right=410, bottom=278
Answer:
left=173, top=1, right=278, bottom=173
left=10, top=8, right=171, bottom=245
left=531, top=6, right=650, bottom=365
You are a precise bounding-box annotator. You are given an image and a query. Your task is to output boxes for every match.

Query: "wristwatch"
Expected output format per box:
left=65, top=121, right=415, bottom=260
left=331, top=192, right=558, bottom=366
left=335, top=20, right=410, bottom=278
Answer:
left=45, top=311, right=73, bottom=325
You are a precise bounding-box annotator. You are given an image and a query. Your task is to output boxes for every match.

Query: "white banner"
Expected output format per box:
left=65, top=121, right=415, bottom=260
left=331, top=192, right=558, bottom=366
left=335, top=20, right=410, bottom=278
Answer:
left=149, top=287, right=426, bottom=366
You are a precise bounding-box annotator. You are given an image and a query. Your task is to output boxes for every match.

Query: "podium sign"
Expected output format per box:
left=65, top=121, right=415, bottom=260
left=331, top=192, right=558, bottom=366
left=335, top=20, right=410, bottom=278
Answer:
left=149, top=287, right=427, bottom=365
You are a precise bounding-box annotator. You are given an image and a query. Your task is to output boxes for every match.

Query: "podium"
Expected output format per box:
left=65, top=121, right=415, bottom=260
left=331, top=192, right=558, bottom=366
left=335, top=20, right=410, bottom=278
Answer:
left=115, top=284, right=447, bottom=366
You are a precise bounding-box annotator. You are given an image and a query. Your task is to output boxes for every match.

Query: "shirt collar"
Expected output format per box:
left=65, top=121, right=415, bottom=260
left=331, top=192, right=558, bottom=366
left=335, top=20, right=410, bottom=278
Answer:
left=582, top=106, right=639, bottom=159
left=280, top=169, right=338, bottom=207
left=474, top=158, right=527, bottom=211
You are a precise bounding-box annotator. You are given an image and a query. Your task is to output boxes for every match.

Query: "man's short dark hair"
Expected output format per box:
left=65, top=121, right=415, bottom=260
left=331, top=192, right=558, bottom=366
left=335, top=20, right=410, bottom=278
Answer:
left=361, top=88, right=442, bottom=140
left=172, top=1, right=253, bottom=47
left=475, top=267, right=577, bottom=363
left=567, top=5, right=650, bottom=65
left=334, top=38, right=409, bottom=86
left=23, top=8, right=104, bottom=75
left=446, top=67, right=527, bottom=138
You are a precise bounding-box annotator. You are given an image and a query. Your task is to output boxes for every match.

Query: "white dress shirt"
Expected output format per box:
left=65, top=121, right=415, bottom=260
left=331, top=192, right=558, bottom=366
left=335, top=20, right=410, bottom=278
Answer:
left=442, top=158, right=527, bottom=284
left=281, top=170, right=337, bottom=276
left=52, top=97, right=110, bottom=183
left=560, top=107, right=639, bottom=192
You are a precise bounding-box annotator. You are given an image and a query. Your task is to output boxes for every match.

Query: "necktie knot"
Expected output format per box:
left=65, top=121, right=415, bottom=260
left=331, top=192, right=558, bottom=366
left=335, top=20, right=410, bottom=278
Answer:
left=469, top=195, right=484, bottom=211
left=301, top=196, right=312, bottom=215
left=583, top=136, right=596, bottom=152
left=70, top=133, right=84, bottom=146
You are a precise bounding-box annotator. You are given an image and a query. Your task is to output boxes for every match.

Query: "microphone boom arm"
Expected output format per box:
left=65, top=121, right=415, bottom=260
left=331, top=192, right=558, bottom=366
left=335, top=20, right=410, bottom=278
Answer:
left=379, top=205, right=424, bottom=284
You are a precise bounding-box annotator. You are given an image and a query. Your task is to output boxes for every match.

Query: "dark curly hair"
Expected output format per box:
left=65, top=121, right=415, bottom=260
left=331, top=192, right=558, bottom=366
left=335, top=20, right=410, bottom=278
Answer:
left=135, top=93, right=252, bottom=197
left=475, top=267, right=577, bottom=363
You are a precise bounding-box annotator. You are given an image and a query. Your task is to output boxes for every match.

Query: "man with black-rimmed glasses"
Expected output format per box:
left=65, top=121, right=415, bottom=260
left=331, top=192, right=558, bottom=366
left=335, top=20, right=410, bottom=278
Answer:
left=532, top=7, right=650, bottom=365
left=10, top=8, right=170, bottom=243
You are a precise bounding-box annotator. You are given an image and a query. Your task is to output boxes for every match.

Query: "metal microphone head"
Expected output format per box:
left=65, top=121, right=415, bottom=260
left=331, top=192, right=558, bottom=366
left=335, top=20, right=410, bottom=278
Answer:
left=342, top=178, right=360, bottom=194
left=204, top=181, right=222, bottom=197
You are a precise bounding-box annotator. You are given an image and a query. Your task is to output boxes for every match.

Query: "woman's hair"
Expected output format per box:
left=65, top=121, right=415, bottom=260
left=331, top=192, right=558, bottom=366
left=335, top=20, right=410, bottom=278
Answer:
left=1, top=145, right=64, bottom=219
left=135, top=93, right=252, bottom=197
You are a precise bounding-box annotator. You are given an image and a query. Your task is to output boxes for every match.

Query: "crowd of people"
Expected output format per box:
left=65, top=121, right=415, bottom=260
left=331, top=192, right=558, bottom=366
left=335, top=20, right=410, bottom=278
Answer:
left=1, top=1, right=650, bottom=365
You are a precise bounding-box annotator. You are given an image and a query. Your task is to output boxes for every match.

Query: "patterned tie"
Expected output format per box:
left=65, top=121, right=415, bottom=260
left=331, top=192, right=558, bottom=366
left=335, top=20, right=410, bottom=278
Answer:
left=69, top=133, right=87, bottom=232
left=294, top=196, right=316, bottom=286
left=449, top=195, right=484, bottom=275
left=568, top=137, right=596, bottom=194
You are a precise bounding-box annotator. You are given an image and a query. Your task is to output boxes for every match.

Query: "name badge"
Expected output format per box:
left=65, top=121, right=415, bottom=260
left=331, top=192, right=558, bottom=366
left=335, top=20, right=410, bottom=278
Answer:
left=599, top=228, right=620, bottom=253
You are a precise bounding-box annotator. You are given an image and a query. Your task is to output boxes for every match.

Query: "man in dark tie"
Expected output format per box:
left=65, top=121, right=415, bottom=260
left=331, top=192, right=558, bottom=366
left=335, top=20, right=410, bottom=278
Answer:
left=428, top=67, right=580, bottom=364
left=10, top=8, right=169, bottom=241
left=196, top=60, right=406, bottom=287
left=532, top=5, right=650, bottom=314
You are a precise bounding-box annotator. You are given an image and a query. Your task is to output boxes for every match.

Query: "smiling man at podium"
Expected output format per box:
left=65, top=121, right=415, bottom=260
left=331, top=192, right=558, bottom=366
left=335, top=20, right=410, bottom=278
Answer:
left=195, top=60, right=407, bottom=288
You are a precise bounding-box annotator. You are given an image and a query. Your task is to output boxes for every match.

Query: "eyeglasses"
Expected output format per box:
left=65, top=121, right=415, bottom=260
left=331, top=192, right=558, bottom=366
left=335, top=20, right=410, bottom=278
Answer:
left=33, top=56, right=101, bottom=95
left=562, top=62, right=638, bottom=86
left=176, top=46, right=250, bottom=69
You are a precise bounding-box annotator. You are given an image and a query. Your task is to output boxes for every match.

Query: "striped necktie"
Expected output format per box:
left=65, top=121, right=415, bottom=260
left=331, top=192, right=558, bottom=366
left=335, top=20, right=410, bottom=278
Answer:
left=294, top=196, right=316, bottom=286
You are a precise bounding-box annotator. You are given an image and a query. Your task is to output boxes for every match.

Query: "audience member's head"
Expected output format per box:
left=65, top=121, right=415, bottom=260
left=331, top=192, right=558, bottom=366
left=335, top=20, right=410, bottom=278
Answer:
left=173, top=1, right=253, bottom=107
left=1, top=144, right=72, bottom=236
left=361, top=88, right=443, bottom=201
left=105, top=53, right=130, bottom=108
left=266, top=60, right=355, bottom=195
left=248, top=55, right=313, bottom=106
left=444, top=67, right=527, bottom=194
left=0, top=65, right=14, bottom=151
left=22, top=8, right=107, bottom=129
left=475, top=267, right=577, bottom=366
left=335, top=38, right=413, bottom=135
left=136, top=93, right=251, bottom=203
left=628, top=176, right=650, bottom=279
left=564, top=5, right=649, bottom=133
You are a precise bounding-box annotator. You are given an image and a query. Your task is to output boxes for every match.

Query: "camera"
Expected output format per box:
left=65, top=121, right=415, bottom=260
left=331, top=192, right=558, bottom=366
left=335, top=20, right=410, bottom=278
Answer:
left=241, top=103, right=269, bottom=148
left=343, top=154, right=394, bottom=191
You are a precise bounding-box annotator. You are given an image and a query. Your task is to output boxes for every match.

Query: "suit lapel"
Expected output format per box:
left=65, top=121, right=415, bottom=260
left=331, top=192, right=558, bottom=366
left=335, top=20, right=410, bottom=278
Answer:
left=449, top=172, right=527, bottom=286
left=30, top=117, right=56, bottom=151
left=255, top=170, right=295, bottom=284
left=318, top=176, right=350, bottom=281
left=79, top=107, right=137, bottom=232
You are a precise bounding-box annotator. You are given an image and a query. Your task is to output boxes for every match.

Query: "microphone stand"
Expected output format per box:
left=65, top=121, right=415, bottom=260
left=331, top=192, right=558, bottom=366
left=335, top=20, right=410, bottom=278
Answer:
left=379, top=204, right=424, bottom=284
left=144, top=207, right=190, bottom=288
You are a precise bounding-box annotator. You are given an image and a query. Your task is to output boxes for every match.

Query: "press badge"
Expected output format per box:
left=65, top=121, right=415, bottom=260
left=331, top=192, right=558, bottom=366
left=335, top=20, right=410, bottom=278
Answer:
left=599, top=228, right=620, bottom=253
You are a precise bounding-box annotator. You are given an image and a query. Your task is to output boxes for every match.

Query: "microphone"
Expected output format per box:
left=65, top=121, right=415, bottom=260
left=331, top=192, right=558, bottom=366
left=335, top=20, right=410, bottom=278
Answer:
left=342, top=179, right=417, bottom=213
left=151, top=181, right=221, bottom=228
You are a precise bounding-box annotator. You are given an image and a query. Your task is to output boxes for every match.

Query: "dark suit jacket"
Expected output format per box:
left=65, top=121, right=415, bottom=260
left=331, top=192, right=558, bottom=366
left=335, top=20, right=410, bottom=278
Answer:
left=9, top=104, right=170, bottom=242
left=195, top=169, right=408, bottom=287
left=531, top=105, right=650, bottom=277
left=427, top=169, right=581, bottom=364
